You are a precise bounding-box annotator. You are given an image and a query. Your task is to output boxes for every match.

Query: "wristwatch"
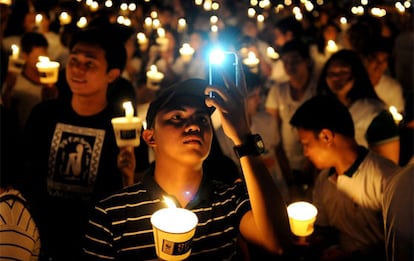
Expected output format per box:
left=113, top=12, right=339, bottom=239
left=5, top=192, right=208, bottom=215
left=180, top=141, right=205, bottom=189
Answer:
left=233, top=133, right=265, bottom=158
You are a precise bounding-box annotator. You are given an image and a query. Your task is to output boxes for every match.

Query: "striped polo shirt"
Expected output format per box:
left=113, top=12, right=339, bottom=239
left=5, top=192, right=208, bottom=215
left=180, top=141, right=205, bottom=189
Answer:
left=83, top=169, right=251, bottom=260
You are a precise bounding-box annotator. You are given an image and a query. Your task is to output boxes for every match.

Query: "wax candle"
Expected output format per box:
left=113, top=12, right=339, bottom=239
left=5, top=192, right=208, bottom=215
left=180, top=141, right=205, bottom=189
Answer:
left=267, top=47, right=280, bottom=60
left=59, top=11, right=72, bottom=25
left=243, top=51, right=260, bottom=73
left=11, top=44, right=19, bottom=59
left=36, top=56, right=60, bottom=84
left=136, top=32, right=148, bottom=52
left=326, top=40, right=338, bottom=54
left=35, top=13, right=43, bottom=30
left=287, top=201, right=318, bottom=238
left=177, top=18, right=187, bottom=33
left=146, top=65, right=164, bottom=90
left=151, top=197, right=198, bottom=260
left=179, top=43, right=195, bottom=63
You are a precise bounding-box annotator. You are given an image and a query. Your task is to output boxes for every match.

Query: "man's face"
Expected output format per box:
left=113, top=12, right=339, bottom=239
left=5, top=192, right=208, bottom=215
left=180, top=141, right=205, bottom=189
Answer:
left=66, top=43, right=116, bottom=97
left=297, top=128, right=332, bottom=170
left=151, top=97, right=213, bottom=165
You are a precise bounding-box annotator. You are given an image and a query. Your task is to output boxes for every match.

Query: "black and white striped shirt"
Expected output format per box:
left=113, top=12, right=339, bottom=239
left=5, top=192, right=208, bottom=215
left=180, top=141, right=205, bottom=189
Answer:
left=83, top=170, right=251, bottom=260
left=0, top=189, right=41, bottom=261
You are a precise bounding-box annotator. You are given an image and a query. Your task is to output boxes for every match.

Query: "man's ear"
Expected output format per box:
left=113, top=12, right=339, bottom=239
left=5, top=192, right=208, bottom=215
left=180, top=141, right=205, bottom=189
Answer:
left=318, top=129, right=335, bottom=145
left=107, top=68, right=121, bottom=83
left=142, top=129, right=156, bottom=147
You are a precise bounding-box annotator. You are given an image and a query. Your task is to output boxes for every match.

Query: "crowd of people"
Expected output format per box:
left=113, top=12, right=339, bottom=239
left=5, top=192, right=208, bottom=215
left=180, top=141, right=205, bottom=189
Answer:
left=0, top=0, right=413, bottom=260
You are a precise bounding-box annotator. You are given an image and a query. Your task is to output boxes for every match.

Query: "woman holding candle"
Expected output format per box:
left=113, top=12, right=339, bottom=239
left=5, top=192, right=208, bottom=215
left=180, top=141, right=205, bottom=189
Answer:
left=83, top=74, right=293, bottom=259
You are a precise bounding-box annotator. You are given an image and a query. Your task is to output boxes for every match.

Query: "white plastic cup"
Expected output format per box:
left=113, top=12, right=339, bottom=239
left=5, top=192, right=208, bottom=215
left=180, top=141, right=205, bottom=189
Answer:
left=151, top=208, right=198, bottom=261
left=287, top=201, right=318, bottom=237
left=36, top=61, right=60, bottom=84
left=111, top=117, right=143, bottom=147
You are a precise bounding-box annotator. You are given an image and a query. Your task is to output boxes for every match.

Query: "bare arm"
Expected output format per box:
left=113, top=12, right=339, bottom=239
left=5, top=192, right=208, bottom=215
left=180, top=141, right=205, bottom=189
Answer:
left=370, top=140, right=400, bottom=164
left=205, top=64, right=292, bottom=255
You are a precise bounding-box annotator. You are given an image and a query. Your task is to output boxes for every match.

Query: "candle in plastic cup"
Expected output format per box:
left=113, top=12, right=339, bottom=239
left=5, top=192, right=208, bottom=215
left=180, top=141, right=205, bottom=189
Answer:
left=151, top=208, right=198, bottom=261
left=146, top=65, right=164, bottom=91
left=287, top=201, right=318, bottom=237
left=36, top=57, right=60, bottom=84
left=243, top=51, right=260, bottom=74
left=111, top=116, right=143, bottom=147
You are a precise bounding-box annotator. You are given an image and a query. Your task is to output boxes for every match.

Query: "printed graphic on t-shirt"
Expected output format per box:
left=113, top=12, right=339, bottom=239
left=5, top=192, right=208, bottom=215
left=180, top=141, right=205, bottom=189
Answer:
left=47, top=123, right=105, bottom=199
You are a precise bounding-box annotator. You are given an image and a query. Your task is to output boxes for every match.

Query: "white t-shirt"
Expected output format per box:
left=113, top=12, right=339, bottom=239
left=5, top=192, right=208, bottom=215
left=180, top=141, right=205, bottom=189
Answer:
left=375, top=74, right=405, bottom=113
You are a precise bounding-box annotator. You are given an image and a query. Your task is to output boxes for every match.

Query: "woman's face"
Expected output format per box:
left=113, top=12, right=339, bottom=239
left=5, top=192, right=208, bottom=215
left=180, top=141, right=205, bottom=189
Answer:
left=325, top=60, right=354, bottom=96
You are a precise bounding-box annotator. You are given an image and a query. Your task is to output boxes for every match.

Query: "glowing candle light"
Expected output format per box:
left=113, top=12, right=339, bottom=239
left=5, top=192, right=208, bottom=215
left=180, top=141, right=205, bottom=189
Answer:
left=36, top=56, right=60, bottom=85
left=179, top=43, right=195, bottom=63
left=267, top=46, right=279, bottom=60
left=326, top=40, right=338, bottom=54
left=59, top=11, right=72, bottom=25
left=243, top=51, right=260, bottom=73
left=389, top=106, right=403, bottom=125
left=287, top=201, right=318, bottom=244
left=177, top=18, right=187, bottom=33
left=8, top=44, right=25, bottom=73
left=151, top=197, right=198, bottom=260
left=257, top=14, right=265, bottom=31
left=123, top=101, right=134, bottom=120
left=137, top=32, right=148, bottom=52
left=146, top=65, right=164, bottom=90
left=11, top=44, right=19, bottom=59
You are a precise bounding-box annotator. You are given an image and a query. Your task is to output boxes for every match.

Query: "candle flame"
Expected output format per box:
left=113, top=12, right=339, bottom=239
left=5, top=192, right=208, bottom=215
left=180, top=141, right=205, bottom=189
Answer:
left=123, top=101, right=134, bottom=118
left=389, top=106, right=403, bottom=122
left=38, top=56, right=50, bottom=62
left=163, top=196, right=176, bottom=208
left=150, top=65, right=158, bottom=72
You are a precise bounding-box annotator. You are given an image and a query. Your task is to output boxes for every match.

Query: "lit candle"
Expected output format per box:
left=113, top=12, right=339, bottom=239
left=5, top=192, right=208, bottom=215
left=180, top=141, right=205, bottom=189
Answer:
left=59, top=11, right=72, bottom=25
left=287, top=201, right=318, bottom=243
left=257, top=14, right=265, bottom=31
left=35, top=13, right=43, bottom=30
left=111, top=102, right=143, bottom=147
left=11, top=44, right=19, bottom=59
left=156, top=28, right=169, bottom=52
left=326, top=40, right=338, bottom=54
left=179, top=43, right=195, bottom=63
left=389, top=106, right=403, bottom=125
left=243, top=51, right=260, bottom=73
left=36, top=56, right=60, bottom=85
left=136, top=32, right=148, bottom=52
left=146, top=65, right=164, bottom=90
left=177, top=18, right=187, bottom=33
left=151, top=196, right=198, bottom=260
left=123, top=101, right=134, bottom=120
left=76, top=17, right=88, bottom=28
left=8, top=44, right=25, bottom=73
left=267, top=46, right=280, bottom=60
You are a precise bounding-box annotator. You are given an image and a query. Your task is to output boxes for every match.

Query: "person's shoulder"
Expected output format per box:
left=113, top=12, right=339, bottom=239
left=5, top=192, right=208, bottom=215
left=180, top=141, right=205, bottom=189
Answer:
left=97, top=181, right=147, bottom=208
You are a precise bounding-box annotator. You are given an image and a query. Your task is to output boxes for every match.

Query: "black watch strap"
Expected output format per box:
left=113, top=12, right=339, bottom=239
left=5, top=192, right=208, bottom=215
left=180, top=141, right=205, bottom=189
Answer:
left=233, top=133, right=265, bottom=159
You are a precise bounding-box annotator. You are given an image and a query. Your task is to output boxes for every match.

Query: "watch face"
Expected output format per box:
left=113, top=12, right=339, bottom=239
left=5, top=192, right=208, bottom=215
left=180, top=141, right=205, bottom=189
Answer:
left=254, top=134, right=265, bottom=153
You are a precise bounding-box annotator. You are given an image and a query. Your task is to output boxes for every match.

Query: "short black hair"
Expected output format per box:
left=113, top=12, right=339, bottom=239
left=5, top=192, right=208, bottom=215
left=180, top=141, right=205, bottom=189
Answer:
left=274, top=16, right=303, bottom=37
left=279, top=39, right=310, bottom=60
left=290, top=95, right=355, bottom=138
left=69, top=26, right=126, bottom=72
left=20, top=32, right=48, bottom=54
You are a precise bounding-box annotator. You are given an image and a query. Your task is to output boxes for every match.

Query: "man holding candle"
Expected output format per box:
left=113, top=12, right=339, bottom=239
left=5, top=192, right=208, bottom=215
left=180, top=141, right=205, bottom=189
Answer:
left=83, top=75, right=293, bottom=259
left=289, top=95, right=401, bottom=260
left=21, top=26, right=136, bottom=261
